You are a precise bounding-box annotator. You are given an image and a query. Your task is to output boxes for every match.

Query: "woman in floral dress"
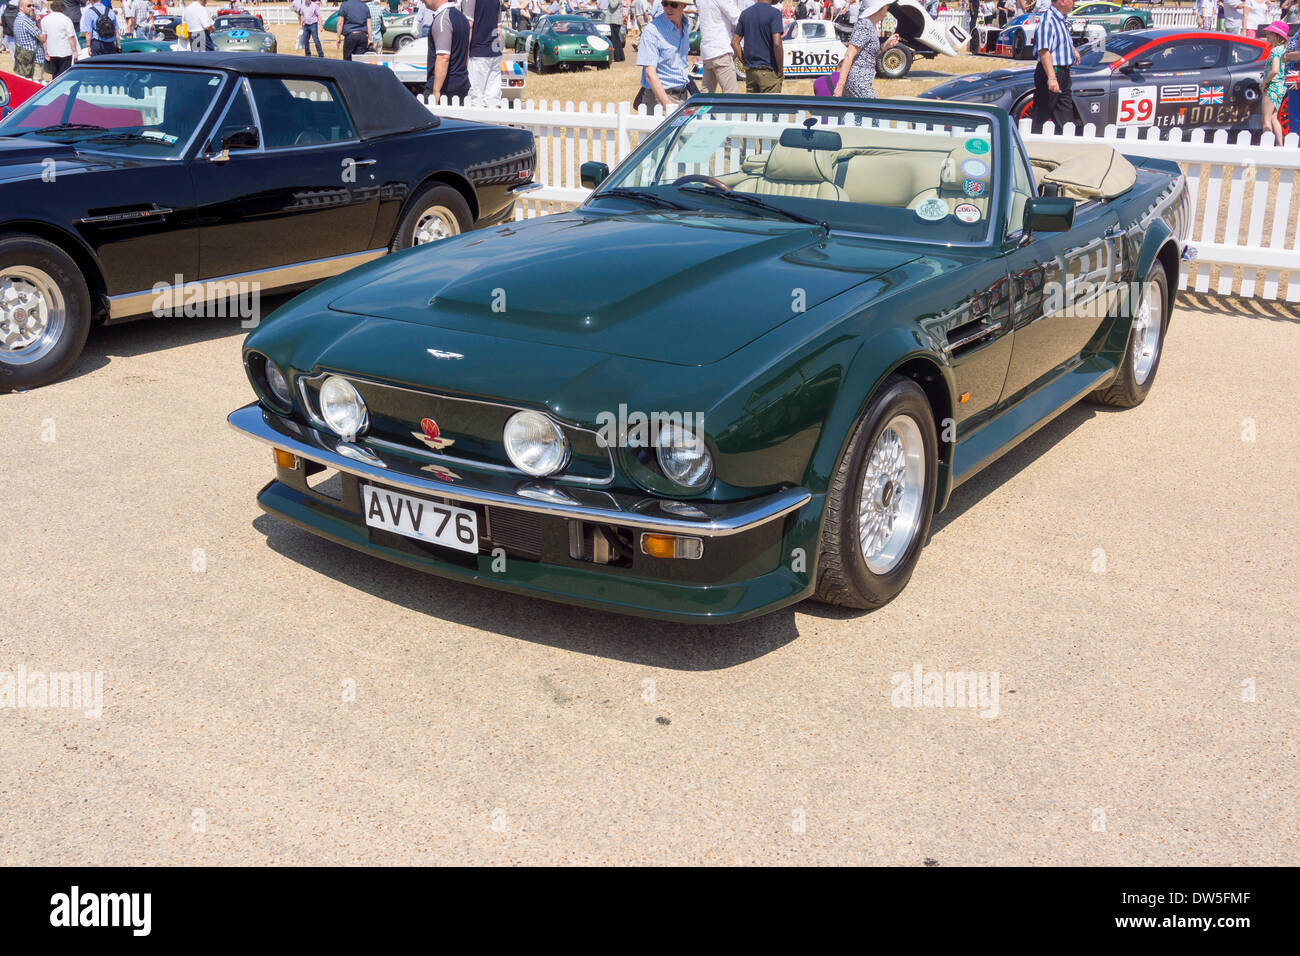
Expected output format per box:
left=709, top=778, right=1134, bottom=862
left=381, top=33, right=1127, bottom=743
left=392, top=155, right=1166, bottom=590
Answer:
left=832, top=0, right=900, bottom=98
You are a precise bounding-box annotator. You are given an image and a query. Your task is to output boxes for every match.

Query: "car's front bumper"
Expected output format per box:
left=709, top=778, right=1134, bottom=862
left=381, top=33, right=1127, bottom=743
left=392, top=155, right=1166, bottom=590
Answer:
left=228, top=403, right=815, bottom=623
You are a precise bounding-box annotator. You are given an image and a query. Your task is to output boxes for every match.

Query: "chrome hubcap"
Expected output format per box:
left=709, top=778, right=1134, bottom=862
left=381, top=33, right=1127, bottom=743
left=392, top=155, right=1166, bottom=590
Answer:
left=412, top=206, right=460, bottom=245
left=0, top=266, right=66, bottom=365
left=859, top=414, right=925, bottom=574
left=1131, top=278, right=1162, bottom=385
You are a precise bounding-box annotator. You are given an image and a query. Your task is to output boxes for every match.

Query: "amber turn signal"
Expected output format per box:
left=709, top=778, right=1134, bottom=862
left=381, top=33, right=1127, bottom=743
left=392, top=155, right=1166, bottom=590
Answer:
left=640, top=533, right=704, bottom=560
left=273, top=448, right=300, bottom=470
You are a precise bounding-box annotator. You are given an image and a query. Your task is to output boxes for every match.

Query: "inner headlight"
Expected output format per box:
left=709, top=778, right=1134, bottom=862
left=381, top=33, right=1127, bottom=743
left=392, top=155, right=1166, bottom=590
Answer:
left=265, top=362, right=293, bottom=407
left=656, top=423, right=713, bottom=490
left=503, top=410, right=569, bottom=477
left=319, top=375, right=367, bottom=442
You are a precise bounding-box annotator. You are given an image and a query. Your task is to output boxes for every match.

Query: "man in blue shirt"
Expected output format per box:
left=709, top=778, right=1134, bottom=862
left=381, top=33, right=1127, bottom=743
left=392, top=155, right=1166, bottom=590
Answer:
left=635, top=0, right=691, bottom=111
left=732, top=0, right=783, bottom=93
left=1031, top=0, right=1079, bottom=133
left=334, top=0, right=372, bottom=60
left=81, top=0, right=121, bottom=55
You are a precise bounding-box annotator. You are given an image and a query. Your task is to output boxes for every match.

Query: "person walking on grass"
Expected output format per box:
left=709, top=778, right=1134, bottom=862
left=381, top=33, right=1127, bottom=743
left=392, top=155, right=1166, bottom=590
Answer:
left=832, top=0, right=900, bottom=99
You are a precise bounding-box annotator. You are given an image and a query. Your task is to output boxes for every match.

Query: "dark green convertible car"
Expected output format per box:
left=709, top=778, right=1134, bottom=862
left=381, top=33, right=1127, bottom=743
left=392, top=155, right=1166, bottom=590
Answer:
left=229, top=95, right=1189, bottom=624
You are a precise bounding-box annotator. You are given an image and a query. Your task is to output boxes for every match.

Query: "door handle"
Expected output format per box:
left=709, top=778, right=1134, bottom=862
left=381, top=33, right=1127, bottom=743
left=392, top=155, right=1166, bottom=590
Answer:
left=349, top=158, right=378, bottom=167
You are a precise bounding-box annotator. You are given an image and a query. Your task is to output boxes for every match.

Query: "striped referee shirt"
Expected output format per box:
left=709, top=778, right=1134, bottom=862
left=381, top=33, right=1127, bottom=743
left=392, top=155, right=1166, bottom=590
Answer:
left=1033, top=4, right=1074, bottom=67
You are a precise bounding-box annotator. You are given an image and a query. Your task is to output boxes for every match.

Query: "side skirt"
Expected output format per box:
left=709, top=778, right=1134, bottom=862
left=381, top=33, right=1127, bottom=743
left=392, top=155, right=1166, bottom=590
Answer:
left=950, top=355, right=1117, bottom=491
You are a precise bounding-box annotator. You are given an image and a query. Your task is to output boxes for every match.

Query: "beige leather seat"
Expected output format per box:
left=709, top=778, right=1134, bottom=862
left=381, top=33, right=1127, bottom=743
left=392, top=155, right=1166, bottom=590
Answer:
left=729, top=144, right=848, bottom=201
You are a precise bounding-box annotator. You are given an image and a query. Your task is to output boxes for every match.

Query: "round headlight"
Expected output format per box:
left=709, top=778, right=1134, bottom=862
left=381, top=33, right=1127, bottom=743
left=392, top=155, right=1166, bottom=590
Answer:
left=656, top=423, right=713, bottom=490
left=265, top=362, right=293, bottom=407
left=503, top=410, right=569, bottom=477
left=319, top=375, right=367, bottom=441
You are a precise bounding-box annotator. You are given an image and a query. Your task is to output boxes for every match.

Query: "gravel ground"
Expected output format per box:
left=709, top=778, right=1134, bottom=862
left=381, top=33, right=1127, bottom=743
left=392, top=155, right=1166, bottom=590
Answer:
left=0, top=293, right=1296, bottom=865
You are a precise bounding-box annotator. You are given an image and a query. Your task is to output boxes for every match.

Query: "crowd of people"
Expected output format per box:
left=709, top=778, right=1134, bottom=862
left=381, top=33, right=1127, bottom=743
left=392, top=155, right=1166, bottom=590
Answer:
left=2, top=0, right=1298, bottom=139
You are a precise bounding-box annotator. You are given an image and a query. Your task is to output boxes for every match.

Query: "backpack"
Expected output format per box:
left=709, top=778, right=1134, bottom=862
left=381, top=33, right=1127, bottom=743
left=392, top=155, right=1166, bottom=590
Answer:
left=796, top=0, right=808, bottom=18
left=93, top=3, right=116, bottom=39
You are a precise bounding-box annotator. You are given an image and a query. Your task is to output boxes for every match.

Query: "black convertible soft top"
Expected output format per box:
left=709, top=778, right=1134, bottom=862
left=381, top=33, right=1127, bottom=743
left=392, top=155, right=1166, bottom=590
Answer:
left=86, top=52, right=438, bottom=139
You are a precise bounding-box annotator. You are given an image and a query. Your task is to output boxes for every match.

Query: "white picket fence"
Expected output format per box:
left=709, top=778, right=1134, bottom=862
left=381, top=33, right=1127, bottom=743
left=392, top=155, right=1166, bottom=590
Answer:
left=428, top=98, right=1300, bottom=303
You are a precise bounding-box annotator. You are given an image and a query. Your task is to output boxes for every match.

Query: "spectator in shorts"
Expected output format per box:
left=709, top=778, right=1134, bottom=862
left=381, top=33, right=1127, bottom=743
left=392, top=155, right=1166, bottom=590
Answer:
left=11, top=0, right=43, bottom=78
left=43, top=0, right=76, bottom=74
left=734, top=0, right=784, bottom=93
left=182, top=0, right=211, bottom=50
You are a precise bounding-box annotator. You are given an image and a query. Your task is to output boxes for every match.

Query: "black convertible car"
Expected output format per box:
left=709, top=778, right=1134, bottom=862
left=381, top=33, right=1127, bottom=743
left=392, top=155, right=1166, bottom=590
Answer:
left=924, top=29, right=1282, bottom=138
left=0, top=53, right=535, bottom=390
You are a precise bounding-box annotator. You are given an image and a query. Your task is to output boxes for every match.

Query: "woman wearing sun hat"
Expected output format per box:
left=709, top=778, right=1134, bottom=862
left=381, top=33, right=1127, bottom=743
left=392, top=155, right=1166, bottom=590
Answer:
left=831, top=0, right=900, bottom=98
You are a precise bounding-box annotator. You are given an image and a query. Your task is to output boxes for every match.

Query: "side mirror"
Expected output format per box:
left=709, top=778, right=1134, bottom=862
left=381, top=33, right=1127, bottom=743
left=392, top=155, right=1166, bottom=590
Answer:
left=580, top=160, right=608, bottom=189
left=210, top=125, right=259, bottom=162
left=1024, top=196, right=1075, bottom=234
left=1120, top=58, right=1153, bottom=73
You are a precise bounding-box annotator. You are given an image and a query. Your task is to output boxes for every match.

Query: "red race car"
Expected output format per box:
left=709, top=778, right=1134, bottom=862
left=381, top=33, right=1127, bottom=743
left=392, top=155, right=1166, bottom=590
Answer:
left=0, top=70, right=43, bottom=119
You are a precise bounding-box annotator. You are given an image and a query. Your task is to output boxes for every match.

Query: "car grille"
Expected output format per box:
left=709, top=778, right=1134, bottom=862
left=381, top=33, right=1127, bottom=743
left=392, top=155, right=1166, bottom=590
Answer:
left=299, top=375, right=615, bottom=485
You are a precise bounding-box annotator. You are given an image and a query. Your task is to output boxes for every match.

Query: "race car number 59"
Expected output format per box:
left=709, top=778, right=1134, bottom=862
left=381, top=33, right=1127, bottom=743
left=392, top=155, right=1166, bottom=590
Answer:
left=1118, top=86, right=1156, bottom=128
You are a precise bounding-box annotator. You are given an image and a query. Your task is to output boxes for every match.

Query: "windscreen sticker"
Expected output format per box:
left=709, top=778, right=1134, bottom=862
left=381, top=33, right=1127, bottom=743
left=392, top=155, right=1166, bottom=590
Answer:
left=672, top=124, right=734, bottom=164
left=962, top=178, right=986, bottom=197
left=954, top=202, right=981, bottom=224
left=966, top=138, right=990, bottom=154
left=960, top=158, right=989, bottom=178
left=142, top=130, right=178, bottom=144
left=916, top=197, right=950, bottom=221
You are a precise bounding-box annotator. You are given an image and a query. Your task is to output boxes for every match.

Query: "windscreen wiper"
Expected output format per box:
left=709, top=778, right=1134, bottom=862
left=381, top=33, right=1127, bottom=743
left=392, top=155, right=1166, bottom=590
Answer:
left=14, top=123, right=108, bottom=137
left=679, top=184, right=825, bottom=227
left=593, top=188, right=691, bottom=210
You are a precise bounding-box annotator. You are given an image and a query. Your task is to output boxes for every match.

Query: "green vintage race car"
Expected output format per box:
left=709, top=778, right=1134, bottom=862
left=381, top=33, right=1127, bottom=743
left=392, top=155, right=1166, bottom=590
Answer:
left=119, top=37, right=174, bottom=53
left=210, top=14, right=278, bottom=53
left=1069, top=2, right=1152, bottom=39
left=381, top=12, right=420, bottom=52
left=229, top=95, right=1188, bottom=624
left=517, top=15, right=613, bottom=72
left=323, top=3, right=388, bottom=50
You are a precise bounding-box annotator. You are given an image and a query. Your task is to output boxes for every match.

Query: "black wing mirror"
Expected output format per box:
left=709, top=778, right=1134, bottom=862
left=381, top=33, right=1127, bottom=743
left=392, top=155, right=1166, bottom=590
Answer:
left=1119, top=58, right=1153, bottom=73
left=580, top=160, right=609, bottom=188
left=1024, top=196, right=1076, bottom=234
left=211, top=125, right=259, bottom=163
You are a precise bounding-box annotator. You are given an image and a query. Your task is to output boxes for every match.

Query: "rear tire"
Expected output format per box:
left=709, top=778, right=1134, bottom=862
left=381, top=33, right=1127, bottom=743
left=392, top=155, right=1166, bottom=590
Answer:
left=1089, top=263, right=1168, bottom=408
left=878, top=44, right=914, bottom=80
left=1011, top=31, right=1025, bottom=59
left=395, top=33, right=414, bottom=51
left=1122, top=17, right=1143, bottom=31
left=0, top=233, right=92, bottom=392
left=390, top=184, right=473, bottom=251
left=815, top=376, right=938, bottom=610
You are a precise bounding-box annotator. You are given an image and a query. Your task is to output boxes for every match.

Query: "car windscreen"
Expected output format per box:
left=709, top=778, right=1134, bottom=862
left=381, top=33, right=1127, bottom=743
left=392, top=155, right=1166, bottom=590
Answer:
left=552, top=21, right=598, bottom=35
left=216, top=16, right=260, bottom=29
left=593, top=103, right=1000, bottom=245
left=0, top=68, right=222, bottom=159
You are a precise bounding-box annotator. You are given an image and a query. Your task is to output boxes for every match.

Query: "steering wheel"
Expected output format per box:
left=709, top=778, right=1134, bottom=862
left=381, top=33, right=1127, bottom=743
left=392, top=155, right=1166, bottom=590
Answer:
left=672, top=174, right=731, bottom=190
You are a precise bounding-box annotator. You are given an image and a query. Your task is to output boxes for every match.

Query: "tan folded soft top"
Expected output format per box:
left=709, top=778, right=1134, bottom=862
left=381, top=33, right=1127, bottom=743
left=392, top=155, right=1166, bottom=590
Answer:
left=1025, top=141, right=1138, bottom=203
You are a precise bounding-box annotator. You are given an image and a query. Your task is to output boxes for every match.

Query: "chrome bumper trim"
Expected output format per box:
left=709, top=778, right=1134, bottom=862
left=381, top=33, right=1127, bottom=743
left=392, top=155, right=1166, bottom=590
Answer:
left=228, top=403, right=810, bottom=538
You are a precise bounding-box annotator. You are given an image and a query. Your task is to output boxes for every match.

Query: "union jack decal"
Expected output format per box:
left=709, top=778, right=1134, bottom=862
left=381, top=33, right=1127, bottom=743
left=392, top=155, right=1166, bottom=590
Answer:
left=1198, top=86, right=1224, bottom=106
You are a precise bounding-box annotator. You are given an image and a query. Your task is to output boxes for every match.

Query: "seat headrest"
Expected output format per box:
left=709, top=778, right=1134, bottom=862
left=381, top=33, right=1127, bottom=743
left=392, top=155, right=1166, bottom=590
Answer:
left=939, top=143, right=994, bottom=200
left=764, top=144, right=836, bottom=183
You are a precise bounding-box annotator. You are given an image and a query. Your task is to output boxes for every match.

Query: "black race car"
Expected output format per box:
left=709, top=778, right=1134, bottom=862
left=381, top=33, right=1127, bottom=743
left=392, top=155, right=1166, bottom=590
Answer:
left=0, top=53, right=536, bottom=390
left=923, top=29, right=1283, bottom=139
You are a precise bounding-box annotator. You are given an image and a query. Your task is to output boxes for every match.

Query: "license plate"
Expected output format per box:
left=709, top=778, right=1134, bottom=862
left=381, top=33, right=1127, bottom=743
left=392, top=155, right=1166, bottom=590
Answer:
left=362, top=485, right=479, bottom=553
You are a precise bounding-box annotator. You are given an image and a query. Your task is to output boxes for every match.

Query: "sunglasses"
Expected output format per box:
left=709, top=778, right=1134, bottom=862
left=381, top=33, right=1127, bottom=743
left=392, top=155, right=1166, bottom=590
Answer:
left=662, top=1, right=686, bottom=7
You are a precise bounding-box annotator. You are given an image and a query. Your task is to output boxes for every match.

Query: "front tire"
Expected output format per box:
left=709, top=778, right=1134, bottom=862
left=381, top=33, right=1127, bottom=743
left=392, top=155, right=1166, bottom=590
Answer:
left=0, top=233, right=92, bottom=392
left=1011, top=31, right=1025, bottom=59
left=395, top=33, right=414, bottom=51
left=815, top=376, right=938, bottom=609
left=1089, top=263, right=1168, bottom=408
left=1122, top=17, right=1144, bottom=31
left=390, top=184, right=473, bottom=251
